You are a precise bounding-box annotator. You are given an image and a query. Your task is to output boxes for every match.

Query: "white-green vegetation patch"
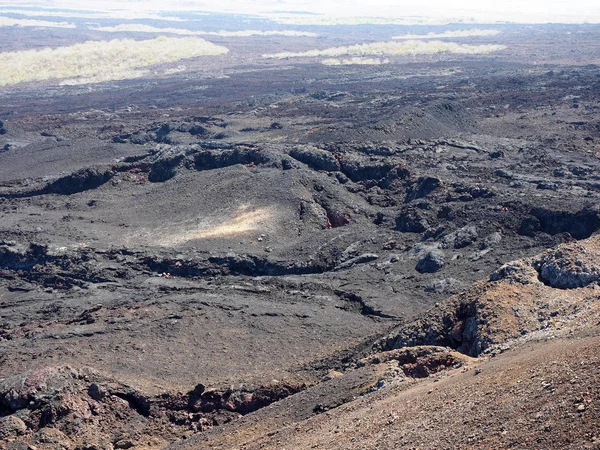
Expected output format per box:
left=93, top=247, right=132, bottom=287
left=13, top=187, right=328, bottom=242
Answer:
left=393, top=29, right=501, bottom=40
left=268, top=15, right=453, bottom=26
left=199, top=30, right=318, bottom=37
left=91, top=24, right=202, bottom=35
left=322, top=57, right=390, bottom=66
left=0, top=37, right=228, bottom=87
left=263, top=40, right=507, bottom=60
left=91, top=24, right=318, bottom=37
left=0, top=16, right=75, bottom=28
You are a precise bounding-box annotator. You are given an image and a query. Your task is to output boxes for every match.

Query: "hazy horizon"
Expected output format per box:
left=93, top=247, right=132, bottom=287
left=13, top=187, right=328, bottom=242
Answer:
left=2, top=0, right=600, bottom=24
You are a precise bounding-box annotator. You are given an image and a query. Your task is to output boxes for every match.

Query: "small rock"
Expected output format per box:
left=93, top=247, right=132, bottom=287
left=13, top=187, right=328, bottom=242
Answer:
left=382, top=240, right=398, bottom=250
left=416, top=250, right=445, bottom=273
left=321, top=370, right=344, bottom=382
left=335, top=253, right=379, bottom=271
left=494, top=169, right=513, bottom=178
left=577, top=403, right=586, bottom=412
left=536, top=181, right=558, bottom=191
left=396, top=209, right=429, bottom=233
left=88, top=383, right=107, bottom=401
left=481, top=231, right=502, bottom=249
left=442, top=226, right=478, bottom=249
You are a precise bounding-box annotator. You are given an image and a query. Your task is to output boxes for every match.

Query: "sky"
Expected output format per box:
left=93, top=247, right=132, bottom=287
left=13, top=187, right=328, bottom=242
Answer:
left=2, top=0, right=600, bottom=23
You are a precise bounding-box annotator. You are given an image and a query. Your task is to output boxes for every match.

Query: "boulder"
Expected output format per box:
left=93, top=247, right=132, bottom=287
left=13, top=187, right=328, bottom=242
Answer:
left=442, top=226, right=478, bottom=249
left=416, top=250, right=445, bottom=273
left=537, top=243, right=600, bottom=289
left=396, top=209, right=430, bottom=233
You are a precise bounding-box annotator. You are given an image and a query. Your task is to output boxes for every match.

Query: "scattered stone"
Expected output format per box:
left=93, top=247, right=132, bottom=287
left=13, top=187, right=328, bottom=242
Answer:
left=335, top=254, right=379, bottom=271
left=114, top=439, right=135, bottom=449
left=537, top=181, right=558, bottom=190
left=494, top=169, right=513, bottom=178
left=442, top=226, right=478, bottom=249
left=382, top=240, right=398, bottom=250
left=88, top=383, right=107, bottom=401
left=480, top=232, right=502, bottom=249
left=416, top=250, right=445, bottom=273
left=406, top=176, right=442, bottom=201
left=396, top=209, right=430, bottom=233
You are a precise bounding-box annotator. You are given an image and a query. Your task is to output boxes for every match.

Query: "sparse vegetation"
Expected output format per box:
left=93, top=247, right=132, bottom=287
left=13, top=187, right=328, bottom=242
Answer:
left=393, top=29, right=501, bottom=39
left=269, top=15, right=458, bottom=26
left=0, top=17, right=75, bottom=28
left=91, top=24, right=202, bottom=35
left=263, top=40, right=507, bottom=59
left=91, top=24, right=318, bottom=37
left=205, top=30, right=318, bottom=37
left=0, top=37, right=228, bottom=87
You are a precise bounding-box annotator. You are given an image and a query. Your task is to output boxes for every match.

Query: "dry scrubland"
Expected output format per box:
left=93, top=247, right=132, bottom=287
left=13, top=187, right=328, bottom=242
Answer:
left=0, top=37, right=228, bottom=86
left=0, top=17, right=75, bottom=28
left=393, top=29, right=500, bottom=39
left=91, top=24, right=318, bottom=37
left=263, top=40, right=507, bottom=59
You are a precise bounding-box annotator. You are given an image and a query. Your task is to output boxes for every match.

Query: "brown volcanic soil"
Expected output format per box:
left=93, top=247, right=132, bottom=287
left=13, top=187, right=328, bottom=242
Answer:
left=0, top=17, right=600, bottom=450
left=172, top=236, right=600, bottom=450
left=185, top=335, right=600, bottom=450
